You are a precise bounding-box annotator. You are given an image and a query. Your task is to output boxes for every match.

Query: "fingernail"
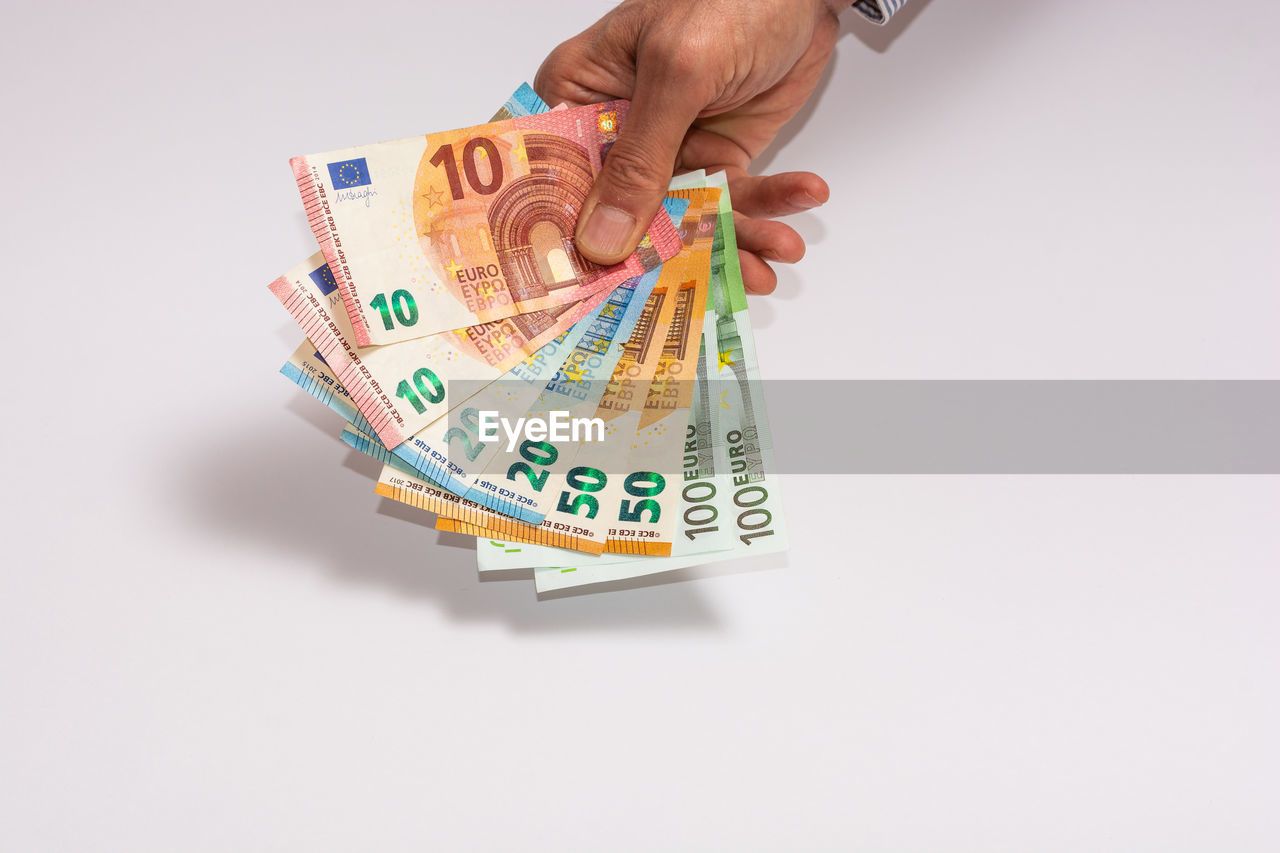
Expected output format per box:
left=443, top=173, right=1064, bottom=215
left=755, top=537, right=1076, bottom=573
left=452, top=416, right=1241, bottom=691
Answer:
left=788, top=192, right=822, bottom=210
left=579, top=204, right=636, bottom=260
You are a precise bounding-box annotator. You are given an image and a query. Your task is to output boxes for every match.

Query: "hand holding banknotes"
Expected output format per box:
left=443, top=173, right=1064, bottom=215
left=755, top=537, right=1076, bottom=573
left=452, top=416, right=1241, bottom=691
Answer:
left=272, top=84, right=789, bottom=593
left=535, top=0, right=845, bottom=294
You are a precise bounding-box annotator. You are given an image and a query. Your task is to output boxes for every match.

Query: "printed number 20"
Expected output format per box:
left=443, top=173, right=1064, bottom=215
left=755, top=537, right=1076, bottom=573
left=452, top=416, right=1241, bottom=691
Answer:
left=507, top=440, right=558, bottom=493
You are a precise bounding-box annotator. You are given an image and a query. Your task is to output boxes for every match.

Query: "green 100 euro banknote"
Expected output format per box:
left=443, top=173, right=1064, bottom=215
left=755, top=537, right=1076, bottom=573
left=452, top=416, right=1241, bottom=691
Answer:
left=293, top=100, right=682, bottom=346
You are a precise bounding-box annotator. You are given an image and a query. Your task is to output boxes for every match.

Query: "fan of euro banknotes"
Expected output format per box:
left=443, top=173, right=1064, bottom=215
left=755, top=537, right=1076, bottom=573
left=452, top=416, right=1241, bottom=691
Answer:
left=268, top=84, right=787, bottom=594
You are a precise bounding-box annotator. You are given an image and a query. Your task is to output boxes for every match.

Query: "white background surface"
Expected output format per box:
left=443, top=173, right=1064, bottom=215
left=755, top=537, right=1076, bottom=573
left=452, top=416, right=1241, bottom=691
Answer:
left=3, top=1, right=1278, bottom=849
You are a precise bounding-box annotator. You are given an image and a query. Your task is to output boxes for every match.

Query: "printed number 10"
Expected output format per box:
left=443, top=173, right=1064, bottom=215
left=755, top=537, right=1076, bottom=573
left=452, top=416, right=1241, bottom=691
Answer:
left=370, top=290, right=419, bottom=331
left=396, top=367, right=445, bottom=415
left=429, top=138, right=504, bottom=200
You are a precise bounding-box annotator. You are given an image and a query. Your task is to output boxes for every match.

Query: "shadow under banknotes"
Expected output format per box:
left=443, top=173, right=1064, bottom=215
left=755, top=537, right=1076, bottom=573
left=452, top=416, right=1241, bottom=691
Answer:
left=164, top=393, right=734, bottom=633
left=536, top=552, right=788, bottom=601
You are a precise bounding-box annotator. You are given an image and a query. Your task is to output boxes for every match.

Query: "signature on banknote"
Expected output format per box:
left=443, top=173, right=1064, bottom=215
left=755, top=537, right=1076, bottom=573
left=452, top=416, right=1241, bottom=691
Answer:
left=335, top=187, right=378, bottom=207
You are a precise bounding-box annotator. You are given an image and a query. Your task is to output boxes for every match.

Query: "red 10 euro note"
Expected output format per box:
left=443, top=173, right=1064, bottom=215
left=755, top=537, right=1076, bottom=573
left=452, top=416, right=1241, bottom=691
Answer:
left=292, top=100, right=682, bottom=347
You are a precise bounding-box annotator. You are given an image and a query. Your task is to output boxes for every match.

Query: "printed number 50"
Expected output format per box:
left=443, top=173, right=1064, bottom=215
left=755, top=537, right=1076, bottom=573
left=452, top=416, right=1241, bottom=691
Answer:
left=555, top=466, right=607, bottom=519
left=618, top=471, right=665, bottom=523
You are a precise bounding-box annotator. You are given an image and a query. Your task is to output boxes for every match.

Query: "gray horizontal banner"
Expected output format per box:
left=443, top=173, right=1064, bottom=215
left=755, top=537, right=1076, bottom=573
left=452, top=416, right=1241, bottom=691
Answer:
left=443, top=380, right=1280, bottom=475
left=766, top=381, right=1280, bottom=474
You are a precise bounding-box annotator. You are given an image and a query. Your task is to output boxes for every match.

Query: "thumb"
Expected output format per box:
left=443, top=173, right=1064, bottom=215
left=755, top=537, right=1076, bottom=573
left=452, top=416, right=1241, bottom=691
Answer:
left=576, top=77, right=704, bottom=265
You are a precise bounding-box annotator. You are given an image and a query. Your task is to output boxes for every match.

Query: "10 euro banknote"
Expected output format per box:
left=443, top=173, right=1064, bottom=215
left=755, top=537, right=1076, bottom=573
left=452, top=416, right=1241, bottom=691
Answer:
left=293, top=101, right=683, bottom=346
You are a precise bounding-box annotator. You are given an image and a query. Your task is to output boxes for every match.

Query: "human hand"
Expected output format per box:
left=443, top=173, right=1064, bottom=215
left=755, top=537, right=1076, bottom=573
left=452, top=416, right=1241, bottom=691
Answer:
left=535, top=0, right=844, bottom=294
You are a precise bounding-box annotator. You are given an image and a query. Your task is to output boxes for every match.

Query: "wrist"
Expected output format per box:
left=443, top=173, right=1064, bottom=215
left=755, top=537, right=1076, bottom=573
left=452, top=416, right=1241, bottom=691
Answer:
left=817, top=0, right=854, bottom=16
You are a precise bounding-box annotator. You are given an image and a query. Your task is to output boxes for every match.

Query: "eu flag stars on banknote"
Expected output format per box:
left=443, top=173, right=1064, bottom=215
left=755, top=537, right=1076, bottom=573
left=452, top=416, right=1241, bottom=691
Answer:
left=268, top=84, right=788, bottom=595
left=327, top=158, right=371, bottom=189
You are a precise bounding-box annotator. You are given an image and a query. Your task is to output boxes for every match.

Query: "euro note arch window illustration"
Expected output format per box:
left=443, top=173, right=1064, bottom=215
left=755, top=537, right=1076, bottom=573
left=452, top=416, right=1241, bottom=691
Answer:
left=487, top=133, right=599, bottom=302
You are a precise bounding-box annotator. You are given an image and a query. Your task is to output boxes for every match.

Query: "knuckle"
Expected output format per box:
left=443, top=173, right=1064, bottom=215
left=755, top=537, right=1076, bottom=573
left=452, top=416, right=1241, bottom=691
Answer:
left=534, top=46, right=572, bottom=93
left=600, top=142, right=668, bottom=198
left=666, top=37, right=710, bottom=78
left=642, top=30, right=711, bottom=82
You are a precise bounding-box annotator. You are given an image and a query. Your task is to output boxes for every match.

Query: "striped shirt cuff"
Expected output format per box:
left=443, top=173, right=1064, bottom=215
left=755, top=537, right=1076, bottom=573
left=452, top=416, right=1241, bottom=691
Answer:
left=852, top=0, right=907, bottom=24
